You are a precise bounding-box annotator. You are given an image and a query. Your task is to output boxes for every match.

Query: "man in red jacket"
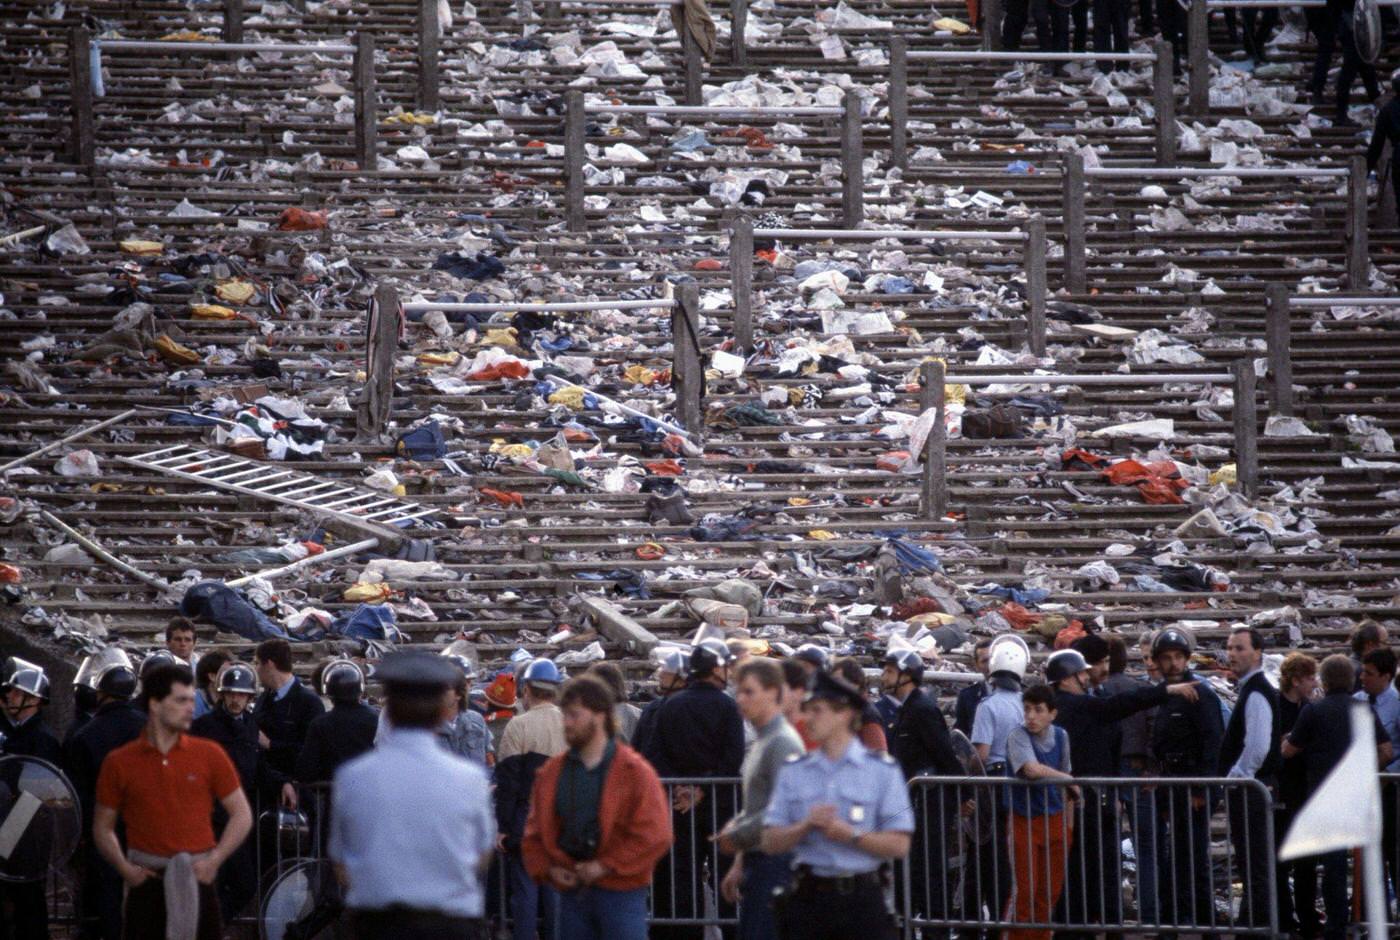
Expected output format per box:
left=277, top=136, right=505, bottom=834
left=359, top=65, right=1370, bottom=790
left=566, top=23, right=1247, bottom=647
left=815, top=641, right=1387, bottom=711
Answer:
left=523, top=675, right=673, bottom=940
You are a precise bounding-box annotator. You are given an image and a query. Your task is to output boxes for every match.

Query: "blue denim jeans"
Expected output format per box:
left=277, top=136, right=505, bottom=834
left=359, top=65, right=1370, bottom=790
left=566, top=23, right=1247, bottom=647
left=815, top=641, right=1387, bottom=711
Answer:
left=508, top=853, right=558, bottom=940
left=738, top=851, right=793, bottom=940
left=557, top=885, right=648, bottom=940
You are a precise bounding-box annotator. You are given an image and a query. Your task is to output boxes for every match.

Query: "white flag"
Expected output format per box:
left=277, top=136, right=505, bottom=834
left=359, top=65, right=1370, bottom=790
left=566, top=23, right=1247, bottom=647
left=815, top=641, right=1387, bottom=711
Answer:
left=1279, top=702, right=1381, bottom=861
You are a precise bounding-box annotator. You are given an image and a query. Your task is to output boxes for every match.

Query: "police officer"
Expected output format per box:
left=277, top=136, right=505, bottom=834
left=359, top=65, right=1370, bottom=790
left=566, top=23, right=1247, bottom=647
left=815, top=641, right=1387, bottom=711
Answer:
left=253, top=638, right=325, bottom=815
left=67, top=650, right=128, bottom=747
left=761, top=671, right=914, bottom=940
left=880, top=648, right=961, bottom=928
left=969, top=635, right=1028, bottom=928
left=1044, top=647, right=1200, bottom=937
left=64, top=660, right=144, bottom=940
left=190, top=662, right=263, bottom=919
left=642, top=639, right=745, bottom=940
left=1149, top=626, right=1224, bottom=933
left=631, top=649, right=687, bottom=758
left=1367, top=73, right=1400, bottom=207
left=0, top=659, right=60, bottom=940
left=298, top=659, right=378, bottom=788
left=330, top=652, right=496, bottom=939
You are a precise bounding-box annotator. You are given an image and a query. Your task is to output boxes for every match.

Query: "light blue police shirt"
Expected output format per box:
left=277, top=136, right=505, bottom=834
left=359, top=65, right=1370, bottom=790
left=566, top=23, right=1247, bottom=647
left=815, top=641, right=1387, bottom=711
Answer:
left=763, top=739, right=914, bottom=877
left=971, top=687, right=1024, bottom=766
left=329, top=727, right=496, bottom=917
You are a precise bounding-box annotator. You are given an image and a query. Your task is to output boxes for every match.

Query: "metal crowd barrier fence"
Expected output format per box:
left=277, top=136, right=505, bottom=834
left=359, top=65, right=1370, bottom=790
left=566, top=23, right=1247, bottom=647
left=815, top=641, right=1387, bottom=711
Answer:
left=901, top=775, right=1280, bottom=936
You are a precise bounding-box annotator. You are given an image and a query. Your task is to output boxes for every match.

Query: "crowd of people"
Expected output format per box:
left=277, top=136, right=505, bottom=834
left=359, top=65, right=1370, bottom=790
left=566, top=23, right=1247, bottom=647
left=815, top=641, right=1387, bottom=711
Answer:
left=0, top=616, right=1398, bottom=939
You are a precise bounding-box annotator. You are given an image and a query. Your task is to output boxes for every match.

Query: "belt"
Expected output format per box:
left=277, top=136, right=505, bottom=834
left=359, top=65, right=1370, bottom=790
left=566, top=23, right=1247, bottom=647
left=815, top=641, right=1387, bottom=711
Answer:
left=793, top=865, right=882, bottom=894
left=985, top=761, right=1008, bottom=774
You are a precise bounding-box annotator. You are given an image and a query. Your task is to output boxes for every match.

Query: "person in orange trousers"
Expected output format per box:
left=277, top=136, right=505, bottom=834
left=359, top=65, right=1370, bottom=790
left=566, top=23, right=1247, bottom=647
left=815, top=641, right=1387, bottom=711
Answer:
left=1002, top=684, right=1078, bottom=940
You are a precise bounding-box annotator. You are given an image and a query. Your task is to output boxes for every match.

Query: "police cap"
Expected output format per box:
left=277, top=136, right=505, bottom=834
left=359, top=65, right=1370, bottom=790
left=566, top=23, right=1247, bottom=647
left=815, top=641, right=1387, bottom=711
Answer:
left=804, top=670, right=866, bottom=711
left=373, top=651, right=460, bottom=691
left=794, top=644, right=830, bottom=670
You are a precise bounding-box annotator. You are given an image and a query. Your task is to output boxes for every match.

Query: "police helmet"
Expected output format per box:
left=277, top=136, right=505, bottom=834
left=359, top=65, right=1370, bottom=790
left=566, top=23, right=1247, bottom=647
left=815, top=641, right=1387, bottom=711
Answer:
left=522, top=658, right=563, bottom=688
left=74, top=648, right=134, bottom=691
left=689, top=638, right=733, bottom=677
left=139, top=649, right=178, bottom=679
left=442, top=654, right=476, bottom=681
left=1044, top=649, right=1089, bottom=685
left=217, top=663, right=258, bottom=696
left=2, top=658, right=49, bottom=702
left=96, top=664, right=138, bottom=700
left=883, top=648, right=925, bottom=683
left=655, top=648, right=688, bottom=678
left=1151, top=627, right=1194, bottom=659
left=794, top=644, right=830, bottom=671
left=321, top=660, right=364, bottom=703
left=988, top=635, right=1030, bottom=680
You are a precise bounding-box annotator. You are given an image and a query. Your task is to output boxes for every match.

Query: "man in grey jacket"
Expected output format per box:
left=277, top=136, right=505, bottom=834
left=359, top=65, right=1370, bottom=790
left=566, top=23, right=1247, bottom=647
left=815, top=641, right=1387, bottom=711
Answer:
left=714, top=658, right=806, bottom=940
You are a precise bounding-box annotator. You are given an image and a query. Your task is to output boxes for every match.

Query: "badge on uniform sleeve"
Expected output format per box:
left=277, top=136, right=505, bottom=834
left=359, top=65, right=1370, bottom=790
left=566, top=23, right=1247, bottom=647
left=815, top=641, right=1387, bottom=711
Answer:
left=850, top=804, right=866, bottom=824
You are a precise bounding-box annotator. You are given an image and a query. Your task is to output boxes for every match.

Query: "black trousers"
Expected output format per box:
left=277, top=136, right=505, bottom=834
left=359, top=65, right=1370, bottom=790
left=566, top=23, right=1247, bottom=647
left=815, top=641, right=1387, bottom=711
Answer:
left=1275, top=805, right=1320, bottom=935
left=1241, top=7, right=1278, bottom=59
left=0, top=881, right=48, bottom=940
left=123, top=878, right=221, bottom=940
left=1051, top=0, right=1089, bottom=52
left=1003, top=0, right=1052, bottom=50
left=351, top=908, right=485, bottom=940
left=1335, top=13, right=1380, bottom=116
left=1092, top=0, right=1132, bottom=57
left=1306, top=8, right=1336, bottom=96
left=1054, top=790, right=1123, bottom=938
left=79, top=845, right=125, bottom=940
left=1158, top=0, right=1188, bottom=66
left=1226, top=786, right=1273, bottom=929
left=777, top=876, right=897, bottom=940
left=1157, top=788, right=1215, bottom=930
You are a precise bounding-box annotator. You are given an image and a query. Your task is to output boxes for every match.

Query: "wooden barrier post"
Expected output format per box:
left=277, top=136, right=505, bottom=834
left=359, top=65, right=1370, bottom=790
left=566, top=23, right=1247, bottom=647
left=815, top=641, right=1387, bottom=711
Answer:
left=1232, top=358, right=1258, bottom=499
left=1153, top=39, right=1176, bottom=166
left=671, top=282, right=704, bottom=436
left=417, top=0, right=440, bottom=112
left=889, top=37, right=908, bottom=171
left=1265, top=282, right=1293, bottom=417
left=357, top=285, right=400, bottom=441
left=1026, top=217, right=1047, bottom=356
left=70, top=28, right=95, bottom=167
left=841, top=90, right=864, bottom=228
left=983, top=0, right=1003, bottom=50
left=680, top=11, right=703, bottom=107
left=223, top=0, right=244, bottom=43
left=730, top=215, right=754, bottom=353
left=565, top=89, right=586, bottom=232
left=920, top=360, right=948, bottom=520
left=353, top=32, right=377, bottom=171
left=731, top=0, right=747, bottom=66
left=1063, top=152, right=1086, bottom=294
left=1187, top=0, right=1208, bottom=115
left=1346, top=155, right=1369, bottom=288
left=1381, top=141, right=1398, bottom=228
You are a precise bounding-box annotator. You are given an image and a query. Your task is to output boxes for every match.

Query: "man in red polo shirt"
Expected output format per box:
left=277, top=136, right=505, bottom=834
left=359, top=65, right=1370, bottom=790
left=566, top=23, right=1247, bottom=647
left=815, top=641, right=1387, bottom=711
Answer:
left=92, top=663, right=252, bottom=940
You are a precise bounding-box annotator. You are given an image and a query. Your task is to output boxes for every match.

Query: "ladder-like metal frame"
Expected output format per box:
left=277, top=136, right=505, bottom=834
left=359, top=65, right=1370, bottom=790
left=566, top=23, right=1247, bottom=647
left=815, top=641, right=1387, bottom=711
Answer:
left=117, top=446, right=437, bottom=528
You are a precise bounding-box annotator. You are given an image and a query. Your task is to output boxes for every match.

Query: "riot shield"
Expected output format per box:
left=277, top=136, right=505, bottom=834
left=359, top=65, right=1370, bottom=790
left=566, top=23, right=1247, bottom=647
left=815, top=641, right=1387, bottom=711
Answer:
left=0, top=756, right=82, bottom=884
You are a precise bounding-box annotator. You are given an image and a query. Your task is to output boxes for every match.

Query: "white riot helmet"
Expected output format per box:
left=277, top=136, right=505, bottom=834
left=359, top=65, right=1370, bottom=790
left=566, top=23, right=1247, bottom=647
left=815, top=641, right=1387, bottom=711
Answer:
left=74, top=648, right=134, bottom=691
left=988, top=635, right=1030, bottom=681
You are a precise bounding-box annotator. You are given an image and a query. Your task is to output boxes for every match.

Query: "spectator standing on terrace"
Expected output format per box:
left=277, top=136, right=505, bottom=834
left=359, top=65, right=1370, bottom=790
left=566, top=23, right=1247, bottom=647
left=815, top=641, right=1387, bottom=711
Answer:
left=93, top=663, right=252, bottom=940
left=496, top=658, right=567, bottom=940
left=714, top=658, right=807, bottom=940
left=522, top=675, right=672, bottom=940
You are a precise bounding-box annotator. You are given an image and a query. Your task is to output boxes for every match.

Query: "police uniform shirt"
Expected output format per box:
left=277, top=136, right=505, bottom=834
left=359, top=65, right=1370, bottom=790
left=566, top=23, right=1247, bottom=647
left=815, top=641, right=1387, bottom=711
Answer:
left=763, top=740, right=914, bottom=877
left=330, top=727, right=496, bottom=918
left=971, top=687, right=1023, bottom=767
left=64, top=701, right=146, bottom=825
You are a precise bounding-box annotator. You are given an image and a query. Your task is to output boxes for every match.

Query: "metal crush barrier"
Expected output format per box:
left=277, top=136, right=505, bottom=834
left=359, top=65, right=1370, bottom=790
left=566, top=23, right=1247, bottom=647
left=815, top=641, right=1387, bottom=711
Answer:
left=901, top=775, right=1281, bottom=936
left=44, top=774, right=1400, bottom=934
